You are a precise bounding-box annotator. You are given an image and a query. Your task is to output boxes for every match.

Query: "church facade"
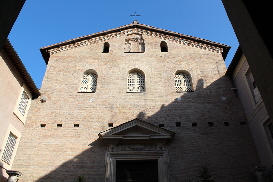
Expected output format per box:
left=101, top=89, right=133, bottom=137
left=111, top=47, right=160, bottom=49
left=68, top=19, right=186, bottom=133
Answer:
left=12, top=21, right=259, bottom=181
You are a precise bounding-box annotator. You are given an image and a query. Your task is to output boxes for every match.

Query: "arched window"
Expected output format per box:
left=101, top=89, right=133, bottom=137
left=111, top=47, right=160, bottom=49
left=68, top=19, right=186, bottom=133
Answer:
left=103, top=42, right=110, bottom=53
left=127, top=70, right=145, bottom=92
left=79, top=70, right=97, bottom=92
left=174, top=71, right=193, bottom=92
left=160, top=41, right=168, bottom=52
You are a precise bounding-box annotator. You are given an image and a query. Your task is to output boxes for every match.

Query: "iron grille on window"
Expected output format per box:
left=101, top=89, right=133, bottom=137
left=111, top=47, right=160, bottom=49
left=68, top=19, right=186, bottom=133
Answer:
left=1, top=133, right=17, bottom=164
left=18, top=91, right=29, bottom=116
left=174, top=72, right=193, bottom=92
left=127, top=72, right=145, bottom=92
left=79, top=73, right=97, bottom=92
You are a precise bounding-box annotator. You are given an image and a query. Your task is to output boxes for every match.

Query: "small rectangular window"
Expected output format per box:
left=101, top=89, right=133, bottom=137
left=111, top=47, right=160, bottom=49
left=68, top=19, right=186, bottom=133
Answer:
left=40, top=124, right=46, bottom=127
left=108, top=123, right=113, bottom=127
left=74, top=124, right=79, bottom=127
left=240, top=122, right=246, bottom=125
left=208, top=122, right=214, bottom=127
left=57, top=124, right=62, bottom=127
left=224, top=122, right=229, bottom=126
left=176, top=122, right=181, bottom=127
left=192, top=123, right=197, bottom=127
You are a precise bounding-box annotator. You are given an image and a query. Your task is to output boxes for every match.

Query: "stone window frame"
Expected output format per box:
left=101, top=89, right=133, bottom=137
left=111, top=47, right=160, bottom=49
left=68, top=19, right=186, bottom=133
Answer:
left=127, top=69, right=145, bottom=93
left=13, top=84, right=32, bottom=124
left=78, top=69, right=98, bottom=93
left=105, top=150, right=169, bottom=182
left=174, top=70, right=193, bottom=92
left=0, top=124, right=21, bottom=170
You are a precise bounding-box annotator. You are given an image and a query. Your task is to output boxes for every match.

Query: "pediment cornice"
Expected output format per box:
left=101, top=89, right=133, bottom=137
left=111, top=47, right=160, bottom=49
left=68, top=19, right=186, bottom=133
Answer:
left=40, top=21, right=230, bottom=63
left=98, top=119, right=175, bottom=144
left=99, top=119, right=174, bottom=136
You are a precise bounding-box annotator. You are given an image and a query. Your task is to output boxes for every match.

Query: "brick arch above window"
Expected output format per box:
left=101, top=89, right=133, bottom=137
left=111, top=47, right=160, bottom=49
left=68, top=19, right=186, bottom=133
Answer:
left=79, top=69, right=97, bottom=93
left=127, top=69, right=145, bottom=93
left=174, top=70, right=193, bottom=92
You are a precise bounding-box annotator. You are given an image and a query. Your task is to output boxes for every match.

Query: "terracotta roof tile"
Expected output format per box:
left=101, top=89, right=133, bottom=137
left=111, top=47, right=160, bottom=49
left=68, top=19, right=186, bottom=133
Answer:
left=41, top=21, right=230, bottom=63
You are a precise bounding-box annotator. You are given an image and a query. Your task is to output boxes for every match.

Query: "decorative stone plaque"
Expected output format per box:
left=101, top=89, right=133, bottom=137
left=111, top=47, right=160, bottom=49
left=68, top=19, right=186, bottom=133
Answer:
left=124, top=29, right=145, bottom=53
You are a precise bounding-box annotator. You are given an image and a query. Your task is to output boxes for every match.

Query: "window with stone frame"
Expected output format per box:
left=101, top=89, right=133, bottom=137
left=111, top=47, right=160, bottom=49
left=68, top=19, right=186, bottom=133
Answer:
left=127, top=71, right=145, bottom=93
left=79, top=71, right=97, bottom=92
left=1, top=133, right=17, bottom=164
left=18, top=91, right=30, bottom=116
left=174, top=71, right=193, bottom=92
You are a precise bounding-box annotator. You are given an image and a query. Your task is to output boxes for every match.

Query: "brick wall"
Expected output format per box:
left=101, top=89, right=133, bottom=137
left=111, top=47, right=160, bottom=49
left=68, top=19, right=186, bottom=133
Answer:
left=12, top=33, right=259, bottom=181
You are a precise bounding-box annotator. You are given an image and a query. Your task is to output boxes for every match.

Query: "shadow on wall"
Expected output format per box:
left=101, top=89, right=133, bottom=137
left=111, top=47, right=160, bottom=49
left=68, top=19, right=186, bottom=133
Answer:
left=31, top=76, right=258, bottom=182
left=0, top=161, right=8, bottom=182
left=36, top=139, right=106, bottom=182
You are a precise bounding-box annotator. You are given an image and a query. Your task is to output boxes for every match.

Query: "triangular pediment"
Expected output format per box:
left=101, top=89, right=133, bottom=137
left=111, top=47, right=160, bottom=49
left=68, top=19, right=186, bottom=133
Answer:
left=99, top=118, right=174, bottom=136
left=98, top=119, right=175, bottom=144
left=40, top=20, right=230, bottom=63
left=113, top=125, right=159, bottom=136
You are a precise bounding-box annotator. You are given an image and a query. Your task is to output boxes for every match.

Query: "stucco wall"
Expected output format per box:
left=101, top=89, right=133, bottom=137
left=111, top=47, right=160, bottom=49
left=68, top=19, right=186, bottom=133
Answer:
left=231, top=54, right=272, bottom=172
left=0, top=49, right=24, bottom=181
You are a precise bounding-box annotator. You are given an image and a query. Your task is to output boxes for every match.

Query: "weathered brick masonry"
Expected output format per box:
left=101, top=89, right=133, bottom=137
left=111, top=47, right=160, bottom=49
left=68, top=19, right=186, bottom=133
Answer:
left=12, top=22, right=259, bottom=182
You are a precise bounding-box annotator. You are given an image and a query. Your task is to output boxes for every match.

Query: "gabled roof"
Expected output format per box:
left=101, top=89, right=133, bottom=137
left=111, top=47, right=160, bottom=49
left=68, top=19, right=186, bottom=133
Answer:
left=40, top=21, right=230, bottom=64
left=3, top=39, right=40, bottom=99
left=98, top=118, right=175, bottom=144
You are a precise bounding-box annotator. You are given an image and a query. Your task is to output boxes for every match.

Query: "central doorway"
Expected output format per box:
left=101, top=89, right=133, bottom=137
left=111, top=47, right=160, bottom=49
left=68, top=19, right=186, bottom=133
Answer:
left=116, top=160, right=158, bottom=182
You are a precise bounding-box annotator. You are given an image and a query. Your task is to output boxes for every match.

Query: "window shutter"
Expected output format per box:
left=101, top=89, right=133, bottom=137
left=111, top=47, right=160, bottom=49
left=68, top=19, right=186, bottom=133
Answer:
left=1, top=133, right=17, bottom=164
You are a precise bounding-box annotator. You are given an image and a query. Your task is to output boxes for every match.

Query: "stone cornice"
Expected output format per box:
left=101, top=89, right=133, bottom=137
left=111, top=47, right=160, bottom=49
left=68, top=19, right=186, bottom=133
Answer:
left=99, top=118, right=175, bottom=137
left=40, top=22, right=230, bottom=64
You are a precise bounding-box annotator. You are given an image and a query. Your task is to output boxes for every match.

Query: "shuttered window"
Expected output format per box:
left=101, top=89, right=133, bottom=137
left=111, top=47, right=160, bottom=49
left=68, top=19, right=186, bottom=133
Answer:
left=1, top=133, right=17, bottom=164
left=18, top=91, right=29, bottom=116
left=79, top=72, right=97, bottom=92
left=175, top=72, right=193, bottom=92
left=127, top=72, right=145, bottom=92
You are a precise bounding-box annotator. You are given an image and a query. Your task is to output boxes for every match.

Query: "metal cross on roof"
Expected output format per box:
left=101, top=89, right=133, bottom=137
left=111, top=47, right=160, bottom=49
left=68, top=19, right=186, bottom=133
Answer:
left=130, top=12, right=141, bottom=17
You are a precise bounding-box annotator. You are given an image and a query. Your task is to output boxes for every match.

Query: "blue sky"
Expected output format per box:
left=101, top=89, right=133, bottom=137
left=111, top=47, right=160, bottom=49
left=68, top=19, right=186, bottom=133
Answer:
left=8, top=0, right=238, bottom=88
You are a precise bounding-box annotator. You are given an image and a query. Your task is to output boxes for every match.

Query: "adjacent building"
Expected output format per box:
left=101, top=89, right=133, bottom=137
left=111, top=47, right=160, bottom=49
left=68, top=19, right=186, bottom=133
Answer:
left=0, top=39, right=40, bottom=181
left=221, top=0, right=273, bottom=135
left=226, top=47, right=273, bottom=179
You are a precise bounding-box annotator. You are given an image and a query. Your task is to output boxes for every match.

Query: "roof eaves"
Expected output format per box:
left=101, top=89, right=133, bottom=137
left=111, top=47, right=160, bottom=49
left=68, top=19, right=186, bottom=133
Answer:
left=3, top=39, right=40, bottom=99
left=40, top=22, right=231, bottom=62
left=226, top=46, right=243, bottom=76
